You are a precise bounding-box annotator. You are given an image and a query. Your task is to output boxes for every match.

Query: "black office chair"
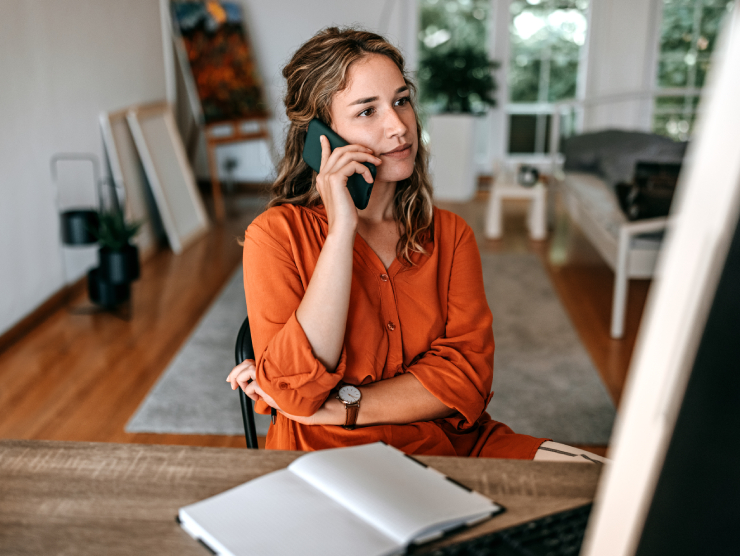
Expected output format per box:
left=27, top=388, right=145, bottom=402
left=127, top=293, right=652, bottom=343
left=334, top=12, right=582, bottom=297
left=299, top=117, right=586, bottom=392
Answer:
left=235, top=315, right=259, bottom=449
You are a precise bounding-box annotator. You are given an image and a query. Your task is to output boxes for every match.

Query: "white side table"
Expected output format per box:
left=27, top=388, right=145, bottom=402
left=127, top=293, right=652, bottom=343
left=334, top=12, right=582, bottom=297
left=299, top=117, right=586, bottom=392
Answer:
left=485, top=175, right=548, bottom=240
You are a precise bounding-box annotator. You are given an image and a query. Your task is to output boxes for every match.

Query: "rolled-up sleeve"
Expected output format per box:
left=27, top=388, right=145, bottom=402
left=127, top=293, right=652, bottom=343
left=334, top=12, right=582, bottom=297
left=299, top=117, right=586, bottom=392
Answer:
left=406, top=223, right=494, bottom=430
left=243, top=217, right=345, bottom=416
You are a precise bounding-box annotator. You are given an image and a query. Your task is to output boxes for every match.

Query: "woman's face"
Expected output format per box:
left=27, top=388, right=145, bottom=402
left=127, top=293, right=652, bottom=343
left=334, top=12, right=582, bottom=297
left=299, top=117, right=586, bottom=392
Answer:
left=329, top=54, right=418, bottom=184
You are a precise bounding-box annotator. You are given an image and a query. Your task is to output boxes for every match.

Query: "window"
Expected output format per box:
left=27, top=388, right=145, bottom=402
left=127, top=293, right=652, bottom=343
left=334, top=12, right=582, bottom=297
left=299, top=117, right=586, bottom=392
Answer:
left=508, top=0, right=589, bottom=154
left=653, top=0, right=734, bottom=140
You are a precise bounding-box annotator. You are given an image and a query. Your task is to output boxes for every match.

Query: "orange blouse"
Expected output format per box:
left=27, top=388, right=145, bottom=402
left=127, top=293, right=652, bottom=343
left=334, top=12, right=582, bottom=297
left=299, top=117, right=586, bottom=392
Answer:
left=243, top=204, right=546, bottom=459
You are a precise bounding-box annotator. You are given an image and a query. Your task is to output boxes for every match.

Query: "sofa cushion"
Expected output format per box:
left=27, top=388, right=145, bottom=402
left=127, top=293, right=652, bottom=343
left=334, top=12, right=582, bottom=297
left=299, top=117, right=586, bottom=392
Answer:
left=561, top=129, right=687, bottom=187
left=562, top=172, right=663, bottom=248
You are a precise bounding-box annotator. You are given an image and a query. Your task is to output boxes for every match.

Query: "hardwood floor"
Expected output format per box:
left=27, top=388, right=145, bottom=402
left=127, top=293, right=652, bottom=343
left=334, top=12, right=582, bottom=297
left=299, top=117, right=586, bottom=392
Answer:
left=0, top=196, right=268, bottom=449
left=0, top=189, right=646, bottom=457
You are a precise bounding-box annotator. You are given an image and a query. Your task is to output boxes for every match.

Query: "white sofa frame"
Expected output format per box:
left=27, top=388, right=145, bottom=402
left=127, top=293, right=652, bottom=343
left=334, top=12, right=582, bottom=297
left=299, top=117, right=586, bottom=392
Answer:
left=546, top=90, right=697, bottom=338
left=559, top=178, right=668, bottom=338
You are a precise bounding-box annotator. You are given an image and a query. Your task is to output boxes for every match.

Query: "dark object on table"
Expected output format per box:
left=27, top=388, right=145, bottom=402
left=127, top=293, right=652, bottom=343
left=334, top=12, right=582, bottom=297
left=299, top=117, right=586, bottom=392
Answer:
left=415, top=503, right=592, bottom=555
left=517, top=165, right=540, bottom=187
left=616, top=161, right=682, bottom=221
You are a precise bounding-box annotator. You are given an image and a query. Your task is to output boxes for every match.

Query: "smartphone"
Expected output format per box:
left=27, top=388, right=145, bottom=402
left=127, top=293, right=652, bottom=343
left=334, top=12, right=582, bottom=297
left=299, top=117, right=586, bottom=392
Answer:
left=302, top=118, right=376, bottom=210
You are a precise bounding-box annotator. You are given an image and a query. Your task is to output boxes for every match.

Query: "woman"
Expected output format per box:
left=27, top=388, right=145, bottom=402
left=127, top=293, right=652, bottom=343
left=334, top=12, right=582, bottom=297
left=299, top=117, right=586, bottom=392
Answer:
left=227, top=27, right=604, bottom=463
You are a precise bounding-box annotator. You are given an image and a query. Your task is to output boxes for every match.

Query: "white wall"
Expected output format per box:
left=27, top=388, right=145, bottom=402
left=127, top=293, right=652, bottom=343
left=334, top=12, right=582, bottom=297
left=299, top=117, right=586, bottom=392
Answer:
left=0, top=0, right=167, bottom=336
left=581, top=0, right=662, bottom=131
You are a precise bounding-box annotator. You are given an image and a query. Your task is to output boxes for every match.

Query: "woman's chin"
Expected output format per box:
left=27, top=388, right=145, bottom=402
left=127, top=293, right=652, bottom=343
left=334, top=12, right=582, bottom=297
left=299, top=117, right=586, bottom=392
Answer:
left=375, top=163, right=415, bottom=184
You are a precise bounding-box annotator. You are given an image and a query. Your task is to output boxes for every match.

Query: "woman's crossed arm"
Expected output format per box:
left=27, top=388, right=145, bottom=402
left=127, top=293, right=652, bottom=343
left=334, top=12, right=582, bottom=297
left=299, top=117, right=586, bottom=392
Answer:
left=228, top=361, right=455, bottom=426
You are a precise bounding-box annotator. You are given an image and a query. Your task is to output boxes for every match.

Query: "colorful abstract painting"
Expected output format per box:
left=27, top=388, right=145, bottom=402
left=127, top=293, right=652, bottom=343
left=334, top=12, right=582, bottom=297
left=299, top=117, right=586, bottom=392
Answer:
left=172, top=1, right=267, bottom=124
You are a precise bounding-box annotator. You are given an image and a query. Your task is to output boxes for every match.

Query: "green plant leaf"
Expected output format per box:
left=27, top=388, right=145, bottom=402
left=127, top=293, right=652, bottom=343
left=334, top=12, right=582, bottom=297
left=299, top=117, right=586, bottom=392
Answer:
left=419, top=45, right=499, bottom=114
left=90, top=208, right=142, bottom=250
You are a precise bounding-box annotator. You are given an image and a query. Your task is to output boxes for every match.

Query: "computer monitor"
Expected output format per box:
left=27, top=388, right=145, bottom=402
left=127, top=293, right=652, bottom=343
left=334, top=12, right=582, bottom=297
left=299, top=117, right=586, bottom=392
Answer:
left=582, top=5, right=740, bottom=555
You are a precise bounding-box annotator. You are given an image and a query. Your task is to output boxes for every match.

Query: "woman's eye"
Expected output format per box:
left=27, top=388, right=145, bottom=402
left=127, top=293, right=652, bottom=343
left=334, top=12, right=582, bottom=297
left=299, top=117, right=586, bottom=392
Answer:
left=359, top=107, right=375, bottom=117
left=395, top=96, right=410, bottom=106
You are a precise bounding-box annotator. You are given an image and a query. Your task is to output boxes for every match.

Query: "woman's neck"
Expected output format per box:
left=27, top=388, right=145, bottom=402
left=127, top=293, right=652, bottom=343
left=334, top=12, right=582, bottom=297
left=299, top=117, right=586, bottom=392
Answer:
left=358, top=179, right=396, bottom=223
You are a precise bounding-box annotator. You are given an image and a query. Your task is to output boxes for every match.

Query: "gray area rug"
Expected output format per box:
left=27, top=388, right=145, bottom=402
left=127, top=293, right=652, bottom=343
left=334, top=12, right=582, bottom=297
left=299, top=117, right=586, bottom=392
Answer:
left=483, top=253, right=615, bottom=444
left=127, top=253, right=615, bottom=444
left=126, top=268, right=273, bottom=436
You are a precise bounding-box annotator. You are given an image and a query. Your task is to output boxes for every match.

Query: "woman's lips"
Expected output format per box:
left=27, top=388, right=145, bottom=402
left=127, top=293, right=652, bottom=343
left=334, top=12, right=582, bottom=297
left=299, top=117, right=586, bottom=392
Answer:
left=381, top=144, right=412, bottom=158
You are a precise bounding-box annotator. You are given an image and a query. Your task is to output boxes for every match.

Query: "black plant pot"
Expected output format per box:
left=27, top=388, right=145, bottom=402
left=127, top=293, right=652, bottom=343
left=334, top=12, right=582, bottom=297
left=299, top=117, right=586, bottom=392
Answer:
left=98, top=244, right=140, bottom=285
left=87, top=267, right=130, bottom=307
left=61, top=209, right=99, bottom=245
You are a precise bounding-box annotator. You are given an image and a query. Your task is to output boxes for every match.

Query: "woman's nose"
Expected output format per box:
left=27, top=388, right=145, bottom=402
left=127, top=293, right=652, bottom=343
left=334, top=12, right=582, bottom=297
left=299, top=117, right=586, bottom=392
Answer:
left=384, top=107, right=407, bottom=138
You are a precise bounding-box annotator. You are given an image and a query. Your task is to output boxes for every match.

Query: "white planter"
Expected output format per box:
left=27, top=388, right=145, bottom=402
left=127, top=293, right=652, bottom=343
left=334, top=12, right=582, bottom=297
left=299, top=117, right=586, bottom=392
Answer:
left=427, top=114, right=477, bottom=202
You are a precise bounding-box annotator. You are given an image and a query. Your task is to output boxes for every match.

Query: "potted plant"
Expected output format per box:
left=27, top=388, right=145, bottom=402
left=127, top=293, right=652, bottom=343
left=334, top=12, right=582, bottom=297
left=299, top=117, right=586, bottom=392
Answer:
left=419, top=45, right=499, bottom=201
left=93, top=209, right=142, bottom=285
left=86, top=208, right=141, bottom=308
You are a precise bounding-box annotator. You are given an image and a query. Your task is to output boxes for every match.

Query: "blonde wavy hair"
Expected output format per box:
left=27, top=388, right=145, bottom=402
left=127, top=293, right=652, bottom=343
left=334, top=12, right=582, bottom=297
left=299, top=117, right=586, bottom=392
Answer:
left=269, top=27, right=434, bottom=264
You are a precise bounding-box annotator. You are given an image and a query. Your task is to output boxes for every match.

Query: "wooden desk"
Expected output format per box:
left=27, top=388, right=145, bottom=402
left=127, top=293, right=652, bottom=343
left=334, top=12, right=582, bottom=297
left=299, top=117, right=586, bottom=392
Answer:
left=0, top=440, right=601, bottom=555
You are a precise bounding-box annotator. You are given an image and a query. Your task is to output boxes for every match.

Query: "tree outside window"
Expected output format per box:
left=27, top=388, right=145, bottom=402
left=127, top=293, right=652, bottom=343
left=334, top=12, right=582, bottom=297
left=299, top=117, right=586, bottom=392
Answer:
left=508, top=0, right=589, bottom=153
left=653, top=0, right=734, bottom=140
left=418, top=0, right=495, bottom=114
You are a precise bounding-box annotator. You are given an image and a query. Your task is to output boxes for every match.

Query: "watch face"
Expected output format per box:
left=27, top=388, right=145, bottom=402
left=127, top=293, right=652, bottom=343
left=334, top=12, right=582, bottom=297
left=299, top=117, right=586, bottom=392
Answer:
left=338, top=385, right=361, bottom=403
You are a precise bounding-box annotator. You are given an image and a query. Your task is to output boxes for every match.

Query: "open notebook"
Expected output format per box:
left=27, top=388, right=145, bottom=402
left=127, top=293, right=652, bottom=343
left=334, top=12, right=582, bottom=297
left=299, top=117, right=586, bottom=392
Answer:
left=178, top=442, right=503, bottom=556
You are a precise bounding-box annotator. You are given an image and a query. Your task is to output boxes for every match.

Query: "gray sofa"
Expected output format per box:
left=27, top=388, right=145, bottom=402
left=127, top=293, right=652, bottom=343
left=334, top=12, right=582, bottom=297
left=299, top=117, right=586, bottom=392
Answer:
left=557, top=130, right=687, bottom=338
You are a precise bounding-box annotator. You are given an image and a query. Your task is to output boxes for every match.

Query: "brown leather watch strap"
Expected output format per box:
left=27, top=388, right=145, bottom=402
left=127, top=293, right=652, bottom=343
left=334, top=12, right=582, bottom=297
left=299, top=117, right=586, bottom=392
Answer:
left=343, top=403, right=359, bottom=430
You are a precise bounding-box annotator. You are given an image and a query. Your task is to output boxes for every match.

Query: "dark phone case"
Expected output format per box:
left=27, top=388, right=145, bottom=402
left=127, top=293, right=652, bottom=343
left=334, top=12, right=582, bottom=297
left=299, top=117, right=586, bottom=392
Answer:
left=302, top=119, right=376, bottom=210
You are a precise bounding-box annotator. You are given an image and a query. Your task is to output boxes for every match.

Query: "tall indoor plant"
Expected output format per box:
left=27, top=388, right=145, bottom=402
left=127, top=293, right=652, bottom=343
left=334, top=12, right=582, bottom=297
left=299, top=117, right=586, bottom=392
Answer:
left=419, top=45, right=499, bottom=201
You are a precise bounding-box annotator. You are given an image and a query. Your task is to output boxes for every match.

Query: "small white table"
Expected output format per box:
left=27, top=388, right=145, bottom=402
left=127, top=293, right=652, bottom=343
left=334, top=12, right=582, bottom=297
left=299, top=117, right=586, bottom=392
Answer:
left=485, top=173, right=548, bottom=240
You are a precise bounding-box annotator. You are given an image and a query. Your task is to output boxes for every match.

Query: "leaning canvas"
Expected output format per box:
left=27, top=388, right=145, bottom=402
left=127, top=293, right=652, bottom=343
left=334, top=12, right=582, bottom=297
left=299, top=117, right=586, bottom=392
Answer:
left=127, top=103, right=209, bottom=255
left=100, top=106, right=164, bottom=259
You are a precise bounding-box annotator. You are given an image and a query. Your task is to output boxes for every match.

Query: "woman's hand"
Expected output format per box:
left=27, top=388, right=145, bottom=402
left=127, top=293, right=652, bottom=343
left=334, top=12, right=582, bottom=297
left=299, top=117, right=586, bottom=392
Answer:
left=226, top=361, right=343, bottom=426
left=315, top=135, right=381, bottom=234
left=226, top=359, right=280, bottom=411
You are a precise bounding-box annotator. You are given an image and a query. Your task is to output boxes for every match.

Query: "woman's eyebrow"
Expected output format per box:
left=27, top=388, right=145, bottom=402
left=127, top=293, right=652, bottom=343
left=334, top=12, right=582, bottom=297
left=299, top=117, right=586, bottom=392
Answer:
left=347, top=86, right=409, bottom=106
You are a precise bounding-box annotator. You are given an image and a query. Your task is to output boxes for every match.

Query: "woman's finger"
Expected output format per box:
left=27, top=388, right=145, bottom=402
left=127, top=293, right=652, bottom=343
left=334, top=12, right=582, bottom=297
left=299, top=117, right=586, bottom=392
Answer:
left=330, top=151, right=381, bottom=175
left=236, top=367, right=256, bottom=391
left=227, top=359, right=256, bottom=387
left=319, top=135, right=331, bottom=172
left=321, top=143, right=376, bottom=175
left=243, top=381, right=261, bottom=402
left=226, top=359, right=255, bottom=381
left=331, top=161, right=375, bottom=184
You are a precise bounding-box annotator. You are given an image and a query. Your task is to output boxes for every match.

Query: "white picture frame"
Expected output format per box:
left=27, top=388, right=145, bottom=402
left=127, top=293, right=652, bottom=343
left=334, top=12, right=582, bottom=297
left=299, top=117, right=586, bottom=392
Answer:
left=127, top=103, right=209, bottom=254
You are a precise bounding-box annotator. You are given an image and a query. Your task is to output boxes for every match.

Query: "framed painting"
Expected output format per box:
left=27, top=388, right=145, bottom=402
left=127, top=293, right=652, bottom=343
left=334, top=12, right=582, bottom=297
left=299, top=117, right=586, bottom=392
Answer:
left=171, top=1, right=268, bottom=125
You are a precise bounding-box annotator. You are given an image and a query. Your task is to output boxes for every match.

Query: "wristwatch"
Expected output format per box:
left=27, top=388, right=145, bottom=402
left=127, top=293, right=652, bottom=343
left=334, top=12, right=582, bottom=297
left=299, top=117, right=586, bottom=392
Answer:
left=336, top=384, right=362, bottom=430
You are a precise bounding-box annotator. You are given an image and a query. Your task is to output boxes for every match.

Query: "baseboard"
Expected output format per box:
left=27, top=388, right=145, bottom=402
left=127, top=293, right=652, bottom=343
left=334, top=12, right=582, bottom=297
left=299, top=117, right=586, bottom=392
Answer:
left=0, top=276, right=86, bottom=355
left=0, top=242, right=164, bottom=356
